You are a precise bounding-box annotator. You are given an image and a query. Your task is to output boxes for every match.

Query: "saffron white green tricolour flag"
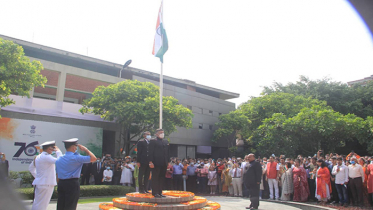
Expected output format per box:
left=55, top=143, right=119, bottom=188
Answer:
left=152, top=0, right=168, bottom=63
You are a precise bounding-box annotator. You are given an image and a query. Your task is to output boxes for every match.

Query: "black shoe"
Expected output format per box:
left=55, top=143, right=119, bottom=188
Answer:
left=144, top=190, right=150, bottom=193
left=139, top=190, right=146, bottom=194
left=154, top=194, right=162, bottom=198
left=160, top=194, right=166, bottom=197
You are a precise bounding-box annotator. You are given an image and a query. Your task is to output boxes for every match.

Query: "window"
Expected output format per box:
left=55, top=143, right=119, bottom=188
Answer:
left=209, top=110, right=213, bottom=115
left=198, top=123, right=203, bottom=129
left=209, top=125, right=213, bottom=130
left=187, top=105, right=192, bottom=110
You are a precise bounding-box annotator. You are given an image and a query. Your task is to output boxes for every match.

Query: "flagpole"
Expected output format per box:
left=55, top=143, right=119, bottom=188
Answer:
left=160, top=62, right=163, bottom=129
left=159, top=0, right=164, bottom=129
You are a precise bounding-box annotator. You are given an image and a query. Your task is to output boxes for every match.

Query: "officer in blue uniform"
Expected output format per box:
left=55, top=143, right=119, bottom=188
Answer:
left=56, top=138, right=96, bottom=210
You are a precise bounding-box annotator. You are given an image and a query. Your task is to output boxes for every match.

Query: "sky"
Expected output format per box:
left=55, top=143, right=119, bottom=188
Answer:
left=1, top=0, right=373, bottom=107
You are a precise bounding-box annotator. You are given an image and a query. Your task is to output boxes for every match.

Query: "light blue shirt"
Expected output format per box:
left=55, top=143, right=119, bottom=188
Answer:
left=173, top=163, right=183, bottom=175
left=56, top=152, right=91, bottom=179
left=187, top=165, right=197, bottom=176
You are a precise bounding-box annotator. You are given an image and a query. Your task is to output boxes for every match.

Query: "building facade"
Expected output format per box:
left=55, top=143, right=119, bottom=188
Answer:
left=0, top=35, right=238, bottom=170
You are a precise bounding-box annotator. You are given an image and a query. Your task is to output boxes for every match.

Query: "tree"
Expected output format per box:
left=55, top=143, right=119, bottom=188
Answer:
left=239, top=92, right=325, bottom=138
left=213, top=93, right=324, bottom=155
left=213, top=109, right=251, bottom=148
left=260, top=76, right=373, bottom=154
left=214, top=91, right=373, bottom=157
left=254, top=105, right=368, bottom=157
left=79, top=80, right=193, bottom=155
left=0, top=38, right=47, bottom=114
left=262, top=75, right=373, bottom=118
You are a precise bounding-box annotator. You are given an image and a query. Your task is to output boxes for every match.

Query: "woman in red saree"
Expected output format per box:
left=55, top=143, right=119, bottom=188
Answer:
left=292, top=159, right=310, bottom=202
left=315, top=159, right=331, bottom=203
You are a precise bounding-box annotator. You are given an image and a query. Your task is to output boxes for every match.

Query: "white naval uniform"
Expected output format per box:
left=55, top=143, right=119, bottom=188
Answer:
left=29, top=151, right=62, bottom=210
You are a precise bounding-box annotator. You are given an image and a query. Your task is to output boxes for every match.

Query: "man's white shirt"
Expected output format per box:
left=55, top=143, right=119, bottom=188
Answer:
left=230, top=168, right=243, bottom=178
left=348, top=164, right=365, bottom=183
left=103, top=169, right=113, bottom=182
left=332, top=165, right=349, bottom=184
left=29, top=151, right=62, bottom=185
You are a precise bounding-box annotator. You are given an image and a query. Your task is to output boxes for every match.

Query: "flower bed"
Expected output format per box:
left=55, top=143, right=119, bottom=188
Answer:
left=99, top=202, right=122, bottom=210
left=162, top=190, right=194, bottom=198
left=180, top=196, right=207, bottom=206
left=113, top=197, right=158, bottom=208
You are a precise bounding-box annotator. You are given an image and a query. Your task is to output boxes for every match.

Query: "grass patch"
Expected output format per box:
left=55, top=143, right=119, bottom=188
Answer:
left=78, top=196, right=117, bottom=204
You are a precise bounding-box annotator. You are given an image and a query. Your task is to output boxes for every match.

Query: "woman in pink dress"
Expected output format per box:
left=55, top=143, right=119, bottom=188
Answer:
left=366, top=161, right=373, bottom=206
left=208, top=165, right=217, bottom=194
left=292, top=159, right=310, bottom=202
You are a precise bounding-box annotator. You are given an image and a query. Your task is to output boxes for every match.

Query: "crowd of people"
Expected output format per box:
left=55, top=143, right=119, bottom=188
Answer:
left=3, top=129, right=371, bottom=210
left=85, top=149, right=373, bottom=209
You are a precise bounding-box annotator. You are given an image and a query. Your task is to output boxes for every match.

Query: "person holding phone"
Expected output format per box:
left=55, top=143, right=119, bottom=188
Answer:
left=332, top=157, right=349, bottom=207
left=120, top=156, right=134, bottom=186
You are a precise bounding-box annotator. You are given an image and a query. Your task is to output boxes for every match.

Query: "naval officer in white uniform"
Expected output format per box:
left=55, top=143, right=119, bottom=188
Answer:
left=29, top=141, right=62, bottom=210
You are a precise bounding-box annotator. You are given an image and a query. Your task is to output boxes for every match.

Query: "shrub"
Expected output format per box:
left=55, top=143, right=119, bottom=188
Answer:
left=18, top=171, right=34, bottom=185
left=9, top=171, right=19, bottom=180
left=17, top=185, right=135, bottom=200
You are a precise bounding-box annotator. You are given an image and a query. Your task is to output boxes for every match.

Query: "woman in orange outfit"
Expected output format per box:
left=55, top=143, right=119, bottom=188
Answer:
left=315, top=159, right=332, bottom=204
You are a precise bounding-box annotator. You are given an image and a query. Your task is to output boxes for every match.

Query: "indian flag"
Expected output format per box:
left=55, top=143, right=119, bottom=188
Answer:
left=152, top=0, right=168, bottom=63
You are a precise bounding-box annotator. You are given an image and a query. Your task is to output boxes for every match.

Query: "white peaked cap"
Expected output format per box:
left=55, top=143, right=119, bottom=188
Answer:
left=39, top=141, right=56, bottom=147
left=62, top=138, right=79, bottom=143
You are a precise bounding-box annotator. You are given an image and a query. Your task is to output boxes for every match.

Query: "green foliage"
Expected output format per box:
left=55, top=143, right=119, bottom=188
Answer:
left=213, top=109, right=251, bottom=147
left=9, top=171, right=19, bottom=180
left=18, top=171, right=34, bottom=185
left=17, top=185, right=134, bottom=199
left=255, top=105, right=368, bottom=157
left=239, top=92, right=325, bottom=133
left=0, top=38, right=47, bottom=114
left=80, top=80, right=193, bottom=154
left=215, top=89, right=373, bottom=157
left=262, top=76, right=373, bottom=118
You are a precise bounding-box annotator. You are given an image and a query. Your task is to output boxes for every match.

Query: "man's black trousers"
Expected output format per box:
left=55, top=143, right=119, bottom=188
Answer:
left=151, top=165, right=166, bottom=196
left=248, top=184, right=260, bottom=209
left=57, top=178, right=80, bottom=210
left=349, top=177, right=363, bottom=206
left=138, top=164, right=150, bottom=192
left=80, top=174, right=90, bottom=185
left=173, top=174, right=183, bottom=191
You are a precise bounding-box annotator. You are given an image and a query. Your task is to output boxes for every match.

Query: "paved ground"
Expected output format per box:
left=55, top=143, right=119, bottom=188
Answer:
left=24, top=196, right=302, bottom=210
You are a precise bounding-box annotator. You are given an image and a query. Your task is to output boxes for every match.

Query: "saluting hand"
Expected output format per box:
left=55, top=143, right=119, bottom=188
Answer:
left=78, top=144, right=88, bottom=152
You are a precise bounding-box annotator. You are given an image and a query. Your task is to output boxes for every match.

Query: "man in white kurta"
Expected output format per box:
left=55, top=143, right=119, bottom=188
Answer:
left=29, top=141, right=62, bottom=210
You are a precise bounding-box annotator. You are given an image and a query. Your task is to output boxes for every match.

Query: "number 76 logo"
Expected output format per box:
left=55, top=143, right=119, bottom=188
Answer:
left=13, top=141, right=39, bottom=157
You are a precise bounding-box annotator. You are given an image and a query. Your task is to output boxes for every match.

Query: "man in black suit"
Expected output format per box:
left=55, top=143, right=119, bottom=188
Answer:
left=137, top=131, right=152, bottom=193
left=91, top=157, right=103, bottom=185
left=80, top=163, right=92, bottom=185
left=148, top=129, right=169, bottom=198
left=243, top=154, right=262, bottom=210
